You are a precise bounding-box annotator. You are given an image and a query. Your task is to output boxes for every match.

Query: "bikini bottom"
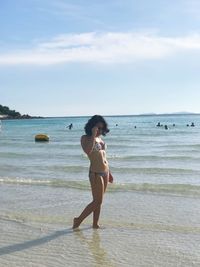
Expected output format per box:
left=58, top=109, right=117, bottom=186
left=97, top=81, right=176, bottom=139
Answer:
left=89, top=171, right=109, bottom=178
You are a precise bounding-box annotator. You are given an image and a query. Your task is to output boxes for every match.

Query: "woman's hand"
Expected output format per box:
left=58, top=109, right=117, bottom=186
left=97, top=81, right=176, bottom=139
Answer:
left=109, top=172, right=114, bottom=183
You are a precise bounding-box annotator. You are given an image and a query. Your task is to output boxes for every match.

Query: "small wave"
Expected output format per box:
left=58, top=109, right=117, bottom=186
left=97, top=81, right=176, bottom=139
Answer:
left=48, top=165, right=88, bottom=172
left=0, top=152, right=29, bottom=158
left=1, top=177, right=200, bottom=196
left=0, top=177, right=90, bottom=190
left=107, top=155, right=199, bottom=161
left=109, top=166, right=200, bottom=175
left=156, top=144, right=200, bottom=150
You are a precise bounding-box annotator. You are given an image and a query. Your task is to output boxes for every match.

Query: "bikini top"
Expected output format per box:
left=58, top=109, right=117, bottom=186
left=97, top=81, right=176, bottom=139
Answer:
left=92, top=140, right=106, bottom=152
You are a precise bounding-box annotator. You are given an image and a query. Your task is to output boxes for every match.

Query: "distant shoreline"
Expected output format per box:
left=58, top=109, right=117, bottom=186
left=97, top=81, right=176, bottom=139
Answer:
left=40, top=113, right=200, bottom=119
left=0, top=115, right=43, bottom=120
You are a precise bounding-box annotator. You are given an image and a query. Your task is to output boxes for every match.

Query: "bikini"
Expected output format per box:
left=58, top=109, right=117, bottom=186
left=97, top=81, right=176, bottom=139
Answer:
left=89, top=140, right=109, bottom=178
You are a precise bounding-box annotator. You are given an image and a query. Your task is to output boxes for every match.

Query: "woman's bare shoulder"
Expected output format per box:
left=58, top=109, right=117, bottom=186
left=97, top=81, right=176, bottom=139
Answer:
left=81, top=135, right=89, bottom=142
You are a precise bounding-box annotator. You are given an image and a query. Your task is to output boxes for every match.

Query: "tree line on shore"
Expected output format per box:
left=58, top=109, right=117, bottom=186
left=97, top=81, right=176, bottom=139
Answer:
left=0, top=104, right=21, bottom=117
left=0, top=104, right=41, bottom=119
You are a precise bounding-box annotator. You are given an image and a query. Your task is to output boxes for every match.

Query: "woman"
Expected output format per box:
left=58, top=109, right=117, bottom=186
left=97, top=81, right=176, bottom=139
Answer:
left=73, top=115, right=113, bottom=229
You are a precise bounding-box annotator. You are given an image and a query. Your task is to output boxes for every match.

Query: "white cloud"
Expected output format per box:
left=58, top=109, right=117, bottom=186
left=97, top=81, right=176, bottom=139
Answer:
left=0, top=32, right=200, bottom=65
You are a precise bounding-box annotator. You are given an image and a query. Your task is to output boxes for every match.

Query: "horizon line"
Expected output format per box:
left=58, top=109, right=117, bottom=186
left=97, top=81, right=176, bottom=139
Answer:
left=43, top=112, right=200, bottom=119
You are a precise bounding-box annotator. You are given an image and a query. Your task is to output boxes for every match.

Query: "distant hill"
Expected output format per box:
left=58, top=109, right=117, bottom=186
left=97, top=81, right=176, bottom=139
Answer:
left=138, top=112, right=199, bottom=116
left=0, top=105, right=42, bottom=120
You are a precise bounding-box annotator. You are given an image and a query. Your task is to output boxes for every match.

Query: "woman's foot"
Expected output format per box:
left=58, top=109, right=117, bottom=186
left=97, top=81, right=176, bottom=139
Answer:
left=93, top=224, right=100, bottom=229
left=73, top=217, right=81, bottom=229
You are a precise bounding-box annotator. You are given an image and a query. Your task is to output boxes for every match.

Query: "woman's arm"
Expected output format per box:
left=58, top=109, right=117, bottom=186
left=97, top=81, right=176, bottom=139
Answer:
left=81, top=127, right=98, bottom=155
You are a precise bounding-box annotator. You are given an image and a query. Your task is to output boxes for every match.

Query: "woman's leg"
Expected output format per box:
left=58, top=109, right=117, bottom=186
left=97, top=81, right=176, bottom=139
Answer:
left=73, top=172, right=104, bottom=229
left=93, top=173, right=109, bottom=228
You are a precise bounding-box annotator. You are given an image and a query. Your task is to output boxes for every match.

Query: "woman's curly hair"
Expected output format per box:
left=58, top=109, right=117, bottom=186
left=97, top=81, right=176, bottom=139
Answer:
left=84, top=115, right=110, bottom=136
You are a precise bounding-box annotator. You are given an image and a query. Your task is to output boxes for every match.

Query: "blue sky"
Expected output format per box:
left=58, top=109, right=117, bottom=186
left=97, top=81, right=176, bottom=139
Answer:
left=1, top=0, right=200, bottom=116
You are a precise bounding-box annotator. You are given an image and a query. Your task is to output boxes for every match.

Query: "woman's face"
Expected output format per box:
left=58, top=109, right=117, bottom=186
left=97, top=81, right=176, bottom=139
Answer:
left=95, top=122, right=104, bottom=137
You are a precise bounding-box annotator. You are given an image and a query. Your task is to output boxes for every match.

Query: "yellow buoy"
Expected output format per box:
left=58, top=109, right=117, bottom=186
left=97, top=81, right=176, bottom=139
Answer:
left=35, top=134, right=49, bottom=142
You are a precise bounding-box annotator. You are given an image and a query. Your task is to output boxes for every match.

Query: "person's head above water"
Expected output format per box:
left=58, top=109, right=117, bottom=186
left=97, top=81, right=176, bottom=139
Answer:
left=84, top=115, right=110, bottom=137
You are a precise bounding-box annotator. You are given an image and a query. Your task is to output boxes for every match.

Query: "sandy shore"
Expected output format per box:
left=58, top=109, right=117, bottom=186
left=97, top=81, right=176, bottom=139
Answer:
left=1, top=184, right=200, bottom=267
left=1, top=218, right=200, bottom=267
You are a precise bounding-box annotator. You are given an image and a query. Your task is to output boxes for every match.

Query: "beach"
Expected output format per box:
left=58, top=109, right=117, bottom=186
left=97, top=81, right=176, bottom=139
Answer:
left=1, top=115, right=200, bottom=266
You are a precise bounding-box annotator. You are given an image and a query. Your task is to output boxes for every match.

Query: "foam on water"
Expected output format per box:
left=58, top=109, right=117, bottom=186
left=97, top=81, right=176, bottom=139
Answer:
left=1, top=176, right=200, bottom=196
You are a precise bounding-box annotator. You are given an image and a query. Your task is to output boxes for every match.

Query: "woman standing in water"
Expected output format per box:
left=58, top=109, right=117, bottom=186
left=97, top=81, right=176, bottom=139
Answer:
left=73, top=115, right=113, bottom=229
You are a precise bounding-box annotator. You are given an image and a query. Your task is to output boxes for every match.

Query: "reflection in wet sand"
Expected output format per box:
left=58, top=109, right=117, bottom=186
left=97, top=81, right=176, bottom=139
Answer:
left=75, top=229, right=115, bottom=267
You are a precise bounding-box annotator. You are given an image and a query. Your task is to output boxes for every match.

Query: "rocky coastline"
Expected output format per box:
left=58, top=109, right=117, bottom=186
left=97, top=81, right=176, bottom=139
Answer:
left=0, top=105, right=43, bottom=120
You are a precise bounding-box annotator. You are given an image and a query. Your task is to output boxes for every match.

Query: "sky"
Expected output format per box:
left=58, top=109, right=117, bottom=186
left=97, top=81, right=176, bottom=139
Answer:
left=0, top=0, right=200, bottom=116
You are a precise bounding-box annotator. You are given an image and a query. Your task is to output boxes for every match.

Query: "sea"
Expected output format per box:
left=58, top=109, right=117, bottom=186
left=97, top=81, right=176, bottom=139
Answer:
left=0, top=115, right=200, bottom=267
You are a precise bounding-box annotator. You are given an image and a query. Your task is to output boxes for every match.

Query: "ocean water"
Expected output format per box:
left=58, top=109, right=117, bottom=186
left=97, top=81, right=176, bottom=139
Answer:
left=0, top=115, right=200, bottom=267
